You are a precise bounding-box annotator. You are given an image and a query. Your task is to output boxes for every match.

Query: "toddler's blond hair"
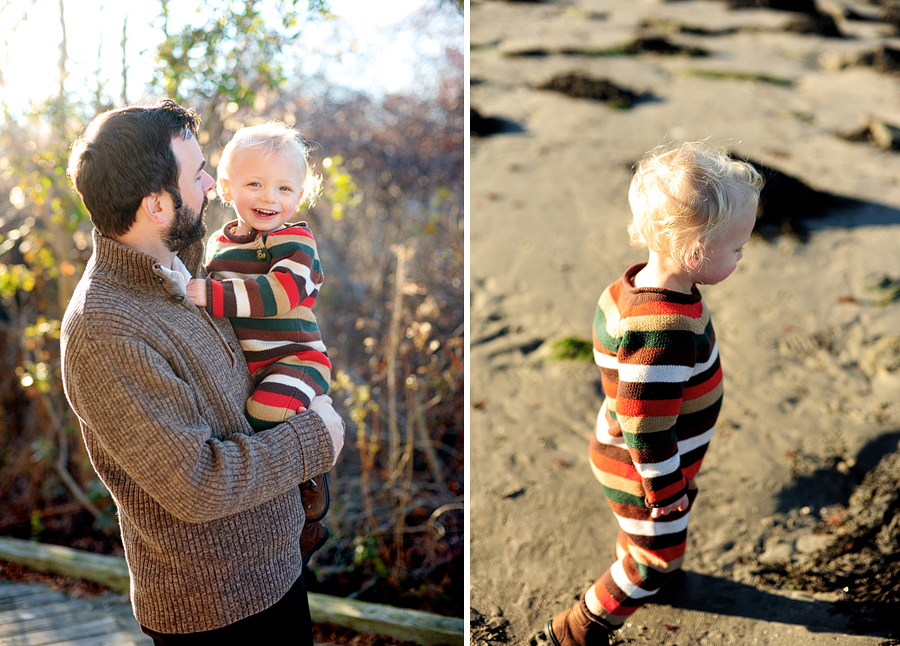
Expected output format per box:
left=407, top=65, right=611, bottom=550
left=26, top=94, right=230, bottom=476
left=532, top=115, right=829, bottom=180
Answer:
left=217, top=121, right=322, bottom=209
left=628, top=141, right=763, bottom=270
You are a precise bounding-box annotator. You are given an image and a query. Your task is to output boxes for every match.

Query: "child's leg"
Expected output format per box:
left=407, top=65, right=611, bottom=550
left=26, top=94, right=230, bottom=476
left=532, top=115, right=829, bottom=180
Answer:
left=245, top=355, right=334, bottom=564
left=583, top=434, right=696, bottom=631
left=246, top=356, right=330, bottom=432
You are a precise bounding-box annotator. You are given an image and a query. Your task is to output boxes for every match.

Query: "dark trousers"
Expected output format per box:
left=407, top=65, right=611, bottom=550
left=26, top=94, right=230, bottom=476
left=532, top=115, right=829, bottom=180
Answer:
left=140, top=575, right=313, bottom=645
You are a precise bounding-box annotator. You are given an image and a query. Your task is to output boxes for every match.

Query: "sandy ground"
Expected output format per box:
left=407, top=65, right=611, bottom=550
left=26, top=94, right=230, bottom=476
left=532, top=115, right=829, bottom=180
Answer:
left=469, top=0, right=900, bottom=644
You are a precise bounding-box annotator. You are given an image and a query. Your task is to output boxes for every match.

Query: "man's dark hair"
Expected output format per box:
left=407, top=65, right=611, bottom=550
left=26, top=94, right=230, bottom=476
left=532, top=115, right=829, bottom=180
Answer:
left=67, top=99, right=201, bottom=237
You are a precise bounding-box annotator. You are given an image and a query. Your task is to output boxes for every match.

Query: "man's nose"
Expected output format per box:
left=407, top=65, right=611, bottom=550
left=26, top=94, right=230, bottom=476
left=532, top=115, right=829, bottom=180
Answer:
left=201, top=170, right=215, bottom=193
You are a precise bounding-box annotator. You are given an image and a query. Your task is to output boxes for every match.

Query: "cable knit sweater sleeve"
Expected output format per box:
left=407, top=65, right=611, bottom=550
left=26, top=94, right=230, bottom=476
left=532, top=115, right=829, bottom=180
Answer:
left=64, top=328, right=334, bottom=523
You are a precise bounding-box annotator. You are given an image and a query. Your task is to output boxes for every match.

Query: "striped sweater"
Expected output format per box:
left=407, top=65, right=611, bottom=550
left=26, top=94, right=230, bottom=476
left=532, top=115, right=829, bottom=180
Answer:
left=591, top=263, right=722, bottom=509
left=204, top=221, right=330, bottom=386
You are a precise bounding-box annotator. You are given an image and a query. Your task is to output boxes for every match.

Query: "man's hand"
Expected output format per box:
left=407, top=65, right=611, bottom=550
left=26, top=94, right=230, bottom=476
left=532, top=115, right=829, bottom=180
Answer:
left=309, top=395, right=344, bottom=465
left=649, top=493, right=689, bottom=519
left=185, top=278, right=206, bottom=307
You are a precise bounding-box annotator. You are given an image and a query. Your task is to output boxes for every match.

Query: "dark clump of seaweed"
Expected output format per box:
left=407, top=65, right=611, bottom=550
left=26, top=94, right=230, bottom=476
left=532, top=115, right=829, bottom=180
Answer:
left=534, top=73, right=639, bottom=108
left=731, top=154, right=845, bottom=240
left=756, top=448, right=900, bottom=636
left=784, top=10, right=843, bottom=37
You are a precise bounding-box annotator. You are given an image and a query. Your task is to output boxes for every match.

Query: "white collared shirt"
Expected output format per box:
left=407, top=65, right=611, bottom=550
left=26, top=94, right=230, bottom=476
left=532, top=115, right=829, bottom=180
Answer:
left=158, top=256, right=193, bottom=295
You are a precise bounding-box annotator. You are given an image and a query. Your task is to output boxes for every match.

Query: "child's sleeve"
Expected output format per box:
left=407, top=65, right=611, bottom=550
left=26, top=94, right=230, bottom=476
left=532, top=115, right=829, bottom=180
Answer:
left=205, top=229, right=323, bottom=319
left=614, top=319, right=694, bottom=509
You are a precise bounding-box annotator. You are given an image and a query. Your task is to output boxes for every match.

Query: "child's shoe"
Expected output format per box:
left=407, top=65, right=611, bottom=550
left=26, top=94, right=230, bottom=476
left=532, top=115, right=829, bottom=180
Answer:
left=299, top=473, right=330, bottom=522
left=545, top=595, right=610, bottom=646
left=299, top=474, right=331, bottom=566
left=300, top=521, right=329, bottom=566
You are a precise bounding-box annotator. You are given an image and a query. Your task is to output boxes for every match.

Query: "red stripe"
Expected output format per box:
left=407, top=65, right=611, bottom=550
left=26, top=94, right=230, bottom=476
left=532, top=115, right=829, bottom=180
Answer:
left=249, top=390, right=304, bottom=411
left=596, top=583, right=640, bottom=617
left=271, top=226, right=313, bottom=240
left=647, top=477, right=687, bottom=503
left=211, top=280, right=225, bottom=318
left=616, top=397, right=681, bottom=418
left=682, top=460, right=704, bottom=480
left=628, top=299, right=703, bottom=319
left=683, top=367, right=722, bottom=400
left=274, top=271, right=301, bottom=307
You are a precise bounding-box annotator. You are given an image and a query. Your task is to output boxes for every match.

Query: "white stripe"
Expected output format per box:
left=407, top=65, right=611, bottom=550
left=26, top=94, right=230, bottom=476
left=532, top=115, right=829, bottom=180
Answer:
left=615, top=512, right=691, bottom=537
left=593, top=349, right=618, bottom=369
left=691, top=342, right=719, bottom=376
left=610, top=561, right=656, bottom=599
left=633, top=453, right=680, bottom=479
left=618, top=362, right=694, bottom=384
left=678, top=427, right=714, bottom=455
left=584, top=586, right=605, bottom=617
left=259, top=373, right=318, bottom=388
left=241, top=339, right=327, bottom=353
left=274, top=259, right=314, bottom=279
left=595, top=403, right=626, bottom=448
left=595, top=342, right=719, bottom=381
left=234, top=285, right=253, bottom=318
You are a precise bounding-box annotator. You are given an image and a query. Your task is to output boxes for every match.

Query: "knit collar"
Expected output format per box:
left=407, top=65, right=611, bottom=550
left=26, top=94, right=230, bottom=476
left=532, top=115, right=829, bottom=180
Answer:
left=89, top=229, right=205, bottom=289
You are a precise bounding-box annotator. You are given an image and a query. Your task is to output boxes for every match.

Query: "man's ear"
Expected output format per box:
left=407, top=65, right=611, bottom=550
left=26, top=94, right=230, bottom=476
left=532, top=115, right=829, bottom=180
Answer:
left=139, top=191, right=171, bottom=224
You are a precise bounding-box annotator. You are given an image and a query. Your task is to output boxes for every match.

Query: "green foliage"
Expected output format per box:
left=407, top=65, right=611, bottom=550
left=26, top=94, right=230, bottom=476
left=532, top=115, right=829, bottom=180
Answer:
left=352, top=535, right=390, bottom=578
left=548, top=336, right=594, bottom=361
left=866, top=277, right=900, bottom=306
left=321, top=156, right=360, bottom=221
left=680, top=68, right=793, bottom=87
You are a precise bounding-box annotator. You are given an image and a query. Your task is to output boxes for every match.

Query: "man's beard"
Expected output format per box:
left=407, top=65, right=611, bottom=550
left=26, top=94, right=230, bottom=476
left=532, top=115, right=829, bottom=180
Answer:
left=164, top=196, right=208, bottom=252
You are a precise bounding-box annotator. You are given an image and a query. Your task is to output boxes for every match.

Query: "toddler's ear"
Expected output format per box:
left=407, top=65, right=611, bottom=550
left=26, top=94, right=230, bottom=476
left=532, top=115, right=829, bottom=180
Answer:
left=685, top=244, right=701, bottom=270
left=294, top=189, right=304, bottom=212
left=219, top=179, right=232, bottom=202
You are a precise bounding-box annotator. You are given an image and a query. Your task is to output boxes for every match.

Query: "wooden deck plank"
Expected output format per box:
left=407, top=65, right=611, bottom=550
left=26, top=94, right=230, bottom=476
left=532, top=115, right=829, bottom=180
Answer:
left=0, top=594, right=69, bottom=614
left=0, top=607, right=110, bottom=638
left=0, top=616, right=121, bottom=646
left=0, top=601, right=96, bottom=627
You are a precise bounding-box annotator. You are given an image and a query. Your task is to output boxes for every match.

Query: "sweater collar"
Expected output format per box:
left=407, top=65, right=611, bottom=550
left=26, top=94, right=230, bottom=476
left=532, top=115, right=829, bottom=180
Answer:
left=89, top=229, right=205, bottom=288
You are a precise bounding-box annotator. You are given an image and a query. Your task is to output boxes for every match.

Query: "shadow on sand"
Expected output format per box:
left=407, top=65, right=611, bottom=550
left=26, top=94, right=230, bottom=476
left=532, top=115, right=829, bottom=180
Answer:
left=653, top=571, right=899, bottom=639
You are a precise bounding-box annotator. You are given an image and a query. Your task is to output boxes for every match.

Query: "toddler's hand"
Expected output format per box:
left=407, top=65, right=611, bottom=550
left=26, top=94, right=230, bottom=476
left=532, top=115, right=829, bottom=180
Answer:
left=309, top=395, right=344, bottom=465
left=649, top=493, right=689, bottom=519
left=185, top=278, right=206, bottom=307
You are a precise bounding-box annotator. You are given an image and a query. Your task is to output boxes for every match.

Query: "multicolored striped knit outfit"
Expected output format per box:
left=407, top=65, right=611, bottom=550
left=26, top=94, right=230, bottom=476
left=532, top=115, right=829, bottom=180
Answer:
left=204, top=220, right=331, bottom=431
left=585, top=263, right=722, bottom=630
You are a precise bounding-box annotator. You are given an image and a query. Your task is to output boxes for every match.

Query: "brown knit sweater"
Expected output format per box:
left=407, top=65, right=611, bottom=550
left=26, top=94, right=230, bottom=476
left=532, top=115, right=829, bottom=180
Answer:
left=61, top=230, right=335, bottom=633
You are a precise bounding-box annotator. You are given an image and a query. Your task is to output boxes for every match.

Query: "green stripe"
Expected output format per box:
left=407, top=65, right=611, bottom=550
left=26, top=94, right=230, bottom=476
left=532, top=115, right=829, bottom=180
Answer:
left=231, top=317, right=320, bottom=333
left=601, top=484, right=646, bottom=508
left=593, top=307, right=618, bottom=352
left=621, top=328, right=696, bottom=350
left=623, top=429, right=677, bottom=451
left=212, top=247, right=267, bottom=263
left=247, top=413, right=278, bottom=432
left=257, top=278, right=277, bottom=316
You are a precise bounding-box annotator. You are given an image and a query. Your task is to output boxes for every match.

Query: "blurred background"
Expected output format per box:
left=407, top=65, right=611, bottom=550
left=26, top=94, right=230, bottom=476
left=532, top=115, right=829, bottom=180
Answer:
left=0, top=0, right=463, bottom=616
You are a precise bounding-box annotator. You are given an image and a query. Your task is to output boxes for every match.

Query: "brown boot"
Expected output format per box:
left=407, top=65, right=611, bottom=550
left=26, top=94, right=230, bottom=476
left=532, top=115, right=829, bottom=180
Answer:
left=545, top=595, right=610, bottom=646
left=299, top=473, right=330, bottom=523
left=300, top=521, right=329, bottom=567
